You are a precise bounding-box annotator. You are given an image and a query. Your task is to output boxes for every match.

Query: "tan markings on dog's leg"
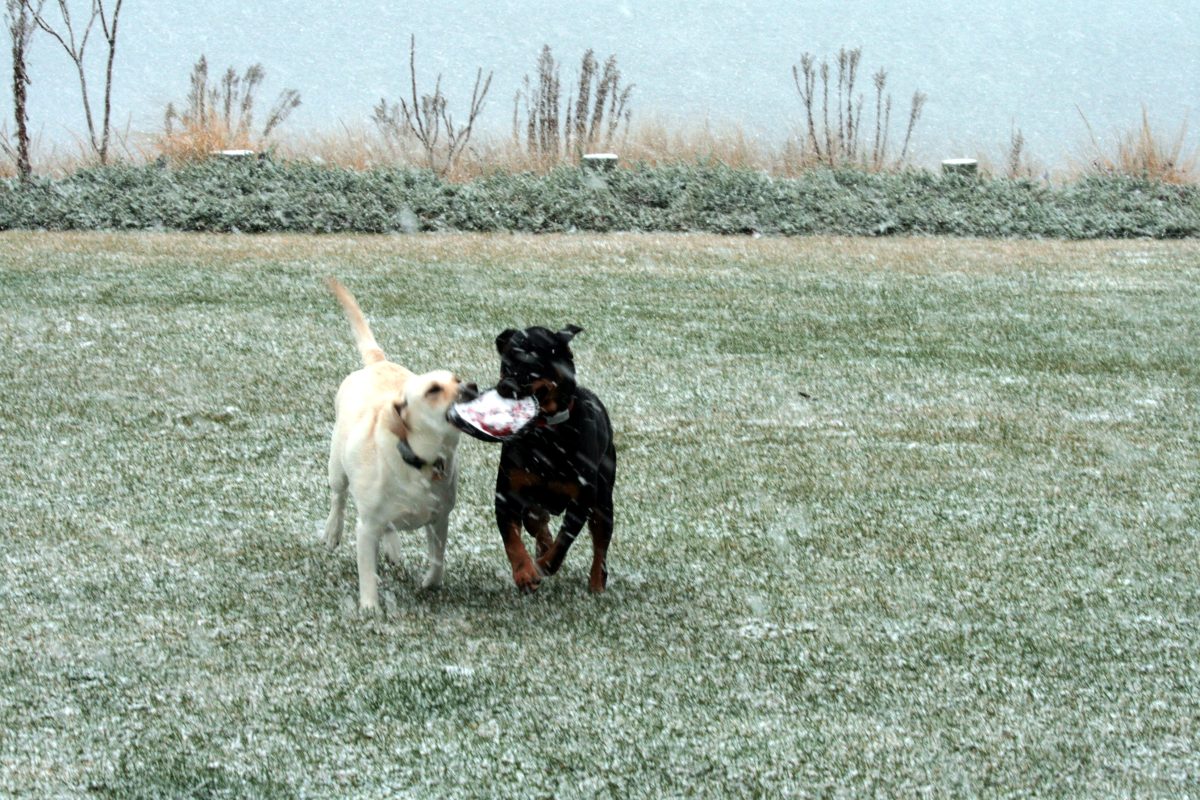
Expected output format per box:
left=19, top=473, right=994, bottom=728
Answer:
left=526, top=483, right=581, bottom=575
left=356, top=521, right=383, bottom=611
left=524, top=509, right=553, bottom=559
left=535, top=541, right=560, bottom=577
left=588, top=504, right=613, bottom=593
left=502, top=518, right=541, bottom=592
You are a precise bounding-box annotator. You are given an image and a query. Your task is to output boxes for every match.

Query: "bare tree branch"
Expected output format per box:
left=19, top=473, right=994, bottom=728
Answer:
left=791, top=48, right=922, bottom=171
left=374, top=35, right=492, bottom=176
left=98, top=0, right=121, bottom=161
left=28, top=0, right=123, bottom=163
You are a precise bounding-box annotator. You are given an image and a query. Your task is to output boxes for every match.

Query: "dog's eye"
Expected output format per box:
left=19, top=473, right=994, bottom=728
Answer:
left=425, top=384, right=443, bottom=397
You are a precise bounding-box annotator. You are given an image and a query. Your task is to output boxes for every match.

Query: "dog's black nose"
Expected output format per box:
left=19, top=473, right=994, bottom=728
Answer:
left=496, top=378, right=519, bottom=399
left=457, top=382, right=480, bottom=403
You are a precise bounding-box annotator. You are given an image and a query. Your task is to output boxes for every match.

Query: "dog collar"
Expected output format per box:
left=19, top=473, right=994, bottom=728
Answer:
left=537, top=400, right=574, bottom=428
left=397, top=439, right=447, bottom=480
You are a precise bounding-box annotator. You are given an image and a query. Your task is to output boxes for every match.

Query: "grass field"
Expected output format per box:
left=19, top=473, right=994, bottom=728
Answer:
left=1, top=232, right=1197, bottom=797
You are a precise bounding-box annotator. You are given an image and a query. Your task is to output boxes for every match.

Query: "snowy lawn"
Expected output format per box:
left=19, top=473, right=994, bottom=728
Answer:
left=1, top=232, right=1198, bottom=797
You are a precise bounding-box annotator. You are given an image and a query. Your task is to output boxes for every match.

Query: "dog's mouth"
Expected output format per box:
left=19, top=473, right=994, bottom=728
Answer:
left=458, top=382, right=481, bottom=403
left=496, top=377, right=526, bottom=400
left=446, top=382, right=481, bottom=421
left=497, top=376, right=556, bottom=405
left=448, top=387, right=539, bottom=442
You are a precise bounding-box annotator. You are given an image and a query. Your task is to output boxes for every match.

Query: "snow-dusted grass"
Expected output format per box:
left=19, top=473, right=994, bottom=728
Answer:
left=1, top=232, right=1198, bottom=797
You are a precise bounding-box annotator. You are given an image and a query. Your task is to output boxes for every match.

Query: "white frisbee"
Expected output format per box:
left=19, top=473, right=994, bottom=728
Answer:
left=449, top=389, right=539, bottom=442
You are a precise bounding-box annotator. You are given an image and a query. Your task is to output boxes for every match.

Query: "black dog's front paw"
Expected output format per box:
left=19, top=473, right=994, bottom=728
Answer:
left=512, top=559, right=542, bottom=593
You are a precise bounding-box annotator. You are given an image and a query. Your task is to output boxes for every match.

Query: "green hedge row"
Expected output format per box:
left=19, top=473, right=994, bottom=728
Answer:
left=2, top=159, right=1198, bottom=238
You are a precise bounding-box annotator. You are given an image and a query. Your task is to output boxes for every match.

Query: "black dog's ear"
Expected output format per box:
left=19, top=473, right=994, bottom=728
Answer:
left=495, top=328, right=519, bottom=354
left=557, top=324, right=583, bottom=343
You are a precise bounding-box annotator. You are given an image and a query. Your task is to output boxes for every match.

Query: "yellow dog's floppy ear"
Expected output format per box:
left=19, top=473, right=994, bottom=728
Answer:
left=390, top=400, right=410, bottom=438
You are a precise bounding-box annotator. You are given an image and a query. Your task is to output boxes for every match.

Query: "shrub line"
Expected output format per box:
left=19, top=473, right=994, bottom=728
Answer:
left=1, top=160, right=1197, bottom=238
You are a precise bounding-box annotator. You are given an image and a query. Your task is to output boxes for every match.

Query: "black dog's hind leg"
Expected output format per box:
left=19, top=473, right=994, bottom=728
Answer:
left=587, top=444, right=616, bottom=592
left=587, top=485, right=614, bottom=593
left=536, top=500, right=590, bottom=578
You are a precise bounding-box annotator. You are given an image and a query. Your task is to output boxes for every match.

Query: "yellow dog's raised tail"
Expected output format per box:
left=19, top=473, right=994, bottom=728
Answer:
left=326, top=278, right=386, bottom=366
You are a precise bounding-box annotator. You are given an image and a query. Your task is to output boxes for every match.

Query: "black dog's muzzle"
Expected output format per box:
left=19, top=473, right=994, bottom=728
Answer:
left=496, top=378, right=522, bottom=400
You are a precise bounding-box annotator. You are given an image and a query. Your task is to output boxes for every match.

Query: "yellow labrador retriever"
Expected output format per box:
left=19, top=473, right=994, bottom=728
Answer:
left=323, top=279, right=475, bottom=612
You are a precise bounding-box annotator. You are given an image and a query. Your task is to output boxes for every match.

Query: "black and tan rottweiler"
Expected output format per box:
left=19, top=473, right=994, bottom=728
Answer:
left=492, top=325, right=616, bottom=593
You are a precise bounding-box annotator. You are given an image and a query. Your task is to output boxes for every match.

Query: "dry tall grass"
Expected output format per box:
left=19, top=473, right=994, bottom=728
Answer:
left=268, top=119, right=788, bottom=179
left=968, top=125, right=1044, bottom=180
left=514, top=45, right=632, bottom=164
left=0, top=123, right=135, bottom=177
left=621, top=118, right=779, bottom=171
left=275, top=124, right=395, bottom=172
left=156, top=56, right=301, bottom=163
left=1076, top=106, right=1197, bottom=183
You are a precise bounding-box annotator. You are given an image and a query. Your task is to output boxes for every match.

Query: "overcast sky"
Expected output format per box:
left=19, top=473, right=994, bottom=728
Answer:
left=4, top=0, right=1197, bottom=166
